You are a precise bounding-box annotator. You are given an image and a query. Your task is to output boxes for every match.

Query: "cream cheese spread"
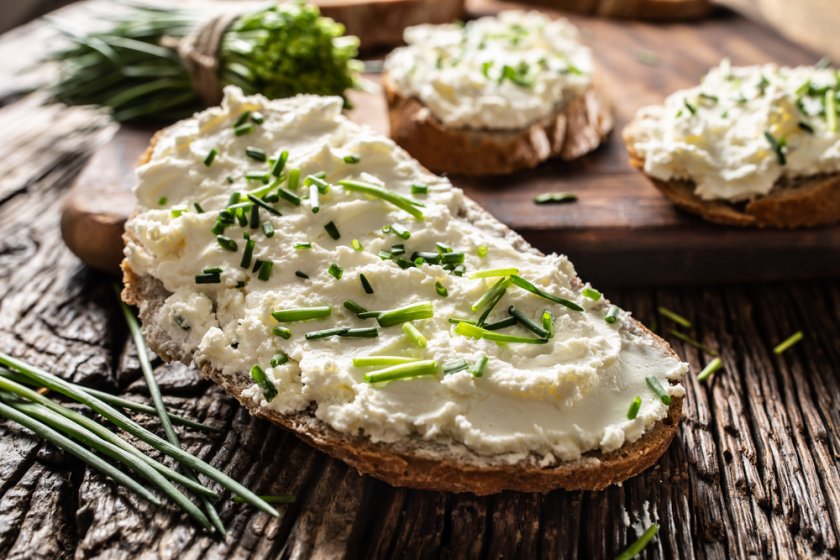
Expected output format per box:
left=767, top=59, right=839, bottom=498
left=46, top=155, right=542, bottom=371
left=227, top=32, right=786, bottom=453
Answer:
left=626, top=61, right=840, bottom=201
left=125, top=87, right=687, bottom=465
left=383, top=11, right=593, bottom=130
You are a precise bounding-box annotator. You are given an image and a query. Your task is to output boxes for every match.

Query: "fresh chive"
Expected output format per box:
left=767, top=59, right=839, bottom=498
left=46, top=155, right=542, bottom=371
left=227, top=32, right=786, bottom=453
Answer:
left=645, top=376, right=672, bottom=405
left=275, top=186, right=301, bottom=206
left=669, top=329, right=718, bottom=356
left=657, top=306, right=691, bottom=328
left=363, top=360, right=438, bottom=384
left=217, top=236, right=238, bottom=251
left=250, top=365, right=277, bottom=401
left=442, top=359, right=468, bottom=375
left=272, top=307, right=331, bottom=322
left=582, top=287, right=601, bottom=300
left=240, top=238, right=255, bottom=269
left=470, top=353, right=488, bottom=377
left=248, top=205, right=260, bottom=229
left=542, top=310, right=554, bottom=338
left=340, top=327, right=379, bottom=338
left=328, top=263, right=343, bottom=280
left=533, top=192, right=577, bottom=205
left=203, top=266, right=223, bottom=274
left=294, top=242, right=312, bottom=250
left=477, top=245, right=488, bottom=258
left=448, top=317, right=477, bottom=325
left=471, top=278, right=511, bottom=311
left=343, top=155, right=360, bottom=164
left=204, top=148, right=218, bottom=167
left=305, top=174, right=330, bottom=194
left=616, top=524, right=660, bottom=560
left=262, top=222, right=274, bottom=237
left=324, top=221, right=340, bottom=240
left=234, top=111, right=251, bottom=127
left=436, top=242, right=453, bottom=254
left=257, top=260, right=273, bottom=281
left=826, top=90, right=838, bottom=132
left=287, top=168, right=301, bottom=191
left=471, top=268, right=518, bottom=279
left=454, top=321, right=547, bottom=344
left=252, top=259, right=265, bottom=273
left=412, top=252, right=440, bottom=265
left=158, top=196, right=168, bottom=206
left=378, top=250, right=393, bottom=260
left=798, top=121, right=815, bottom=133
left=764, top=130, right=787, bottom=165
left=309, top=183, right=320, bottom=213
left=305, top=327, right=350, bottom=340
left=697, top=357, right=723, bottom=382
left=411, top=183, right=428, bottom=195
left=234, top=123, right=254, bottom=136
left=377, top=302, right=434, bottom=327
left=339, top=179, right=424, bottom=220
left=390, top=224, right=411, bottom=239
left=246, top=147, right=267, bottom=162
left=195, top=272, right=221, bottom=284
left=245, top=172, right=269, bottom=183
left=247, top=194, right=281, bottom=217
left=353, top=356, right=418, bottom=367
left=249, top=111, right=265, bottom=125
left=509, top=275, right=583, bottom=311
left=344, top=300, right=368, bottom=315
left=390, top=244, right=406, bottom=256
left=435, top=281, right=448, bottom=297
left=402, top=322, right=427, bottom=348
left=683, top=98, right=697, bottom=115
left=295, top=271, right=309, bottom=279
left=271, top=150, right=288, bottom=177
left=627, top=396, right=642, bottom=420
left=194, top=202, right=205, bottom=213
left=441, top=252, right=464, bottom=264
left=476, top=285, right=508, bottom=326
left=773, top=331, right=803, bottom=354
left=272, top=326, right=292, bottom=339
left=270, top=353, right=288, bottom=367
left=483, top=316, right=517, bottom=330
left=351, top=239, right=363, bottom=251
left=508, top=306, right=549, bottom=338
left=360, top=273, right=374, bottom=294
left=605, top=306, right=620, bottom=324
left=357, top=310, right=381, bottom=318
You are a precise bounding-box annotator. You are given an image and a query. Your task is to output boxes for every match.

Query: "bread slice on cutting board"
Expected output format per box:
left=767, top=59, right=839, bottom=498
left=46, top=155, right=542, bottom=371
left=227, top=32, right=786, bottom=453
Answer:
left=122, top=86, right=687, bottom=495
left=381, top=11, right=613, bottom=176
left=624, top=61, right=840, bottom=228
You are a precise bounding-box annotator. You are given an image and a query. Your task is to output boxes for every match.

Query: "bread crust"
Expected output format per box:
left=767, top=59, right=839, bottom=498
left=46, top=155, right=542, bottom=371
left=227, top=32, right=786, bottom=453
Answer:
left=122, top=133, right=682, bottom=495
left=623, top=121, right=840, bottom=228
left=383, top=74, right=613, bottom=176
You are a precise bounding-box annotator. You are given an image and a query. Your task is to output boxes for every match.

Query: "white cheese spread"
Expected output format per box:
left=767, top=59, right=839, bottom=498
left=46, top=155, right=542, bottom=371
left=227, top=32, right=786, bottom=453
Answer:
left=125, top=87, right=687, bottom=465
left=383, top=11, right=593, bottom=130
left=626, top=61, right=840, bottom=201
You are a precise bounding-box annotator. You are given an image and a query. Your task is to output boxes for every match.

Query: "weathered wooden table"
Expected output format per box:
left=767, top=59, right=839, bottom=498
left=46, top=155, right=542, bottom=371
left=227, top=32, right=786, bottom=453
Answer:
left=0, top=1, right=838, bottom=559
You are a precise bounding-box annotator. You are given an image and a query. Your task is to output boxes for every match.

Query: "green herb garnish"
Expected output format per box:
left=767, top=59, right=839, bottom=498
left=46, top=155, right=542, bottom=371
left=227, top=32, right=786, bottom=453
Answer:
left=477, top=245, right=488, bottom=258
left=605, top=306, right=620, bottom=324
left=339, top=179, right=425, bottom=220
left=645, top=376, right=672, bottom=405
left=508, top=306, right=549, bottom=338
left=262, top=222, right=274, bottom=237
left=773, top=331, right=803, bottom=354
left=402, top=322, right=428, bottom=348
left=455, top=321, right=547, bottom=345
left=250, top=365, right=278, bottom=401
left=217, top=236, right=238, bottom=252
left=272, top=326, right=292, bottom=339
left=295, top=271, right=309, bottom=279
left=471, top=268, right=519, bottom=279
left=343, top=155, right=360, bottom=164
left=351, top=239, right=363, bottom=251
left=657, top=306, right=691, bottom=328
left=510, top=275, right=583, bottom=311
left=294, top=242, right=312, bottom=250
left=435, top=281, right=448, bottom=297
left=697, top=357, right=723, bottom=382
left=328, top=263, right=344, bottom=280
left=353, top=356, right=418, bottom=367
left=324, top=221, right=340, bottom=240
left=669, top=329, right=718, bottom=356
left=272, top=306, right=331, bottom=322
left=363, top=360, right=438, bottom=384
left=240, top=238, right=255, bottom=269
left=411, top=183, right=428, bottom=195
left=442, top=359, right=468, bottom=375
left=360, top=273, right=374, bottom=294
left=616, top=524, right=660, bottom=560
left=582, top=287, right=601, bottom=300
left=764, top=130, right=787, bottom=165
left=246, top=147, right=267, bottom=162
left=470, top=353, right=488, bottom=377
left=627, top=396, right=642, bottom=420
left=377, top=302, right=434, bottom=327
left=204, top=148, right=218, bottom=167
left=271, top=150, right=288, bottom=177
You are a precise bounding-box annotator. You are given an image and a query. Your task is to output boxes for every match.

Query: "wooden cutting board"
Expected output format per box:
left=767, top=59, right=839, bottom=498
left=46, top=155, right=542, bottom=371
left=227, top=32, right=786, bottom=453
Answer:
left=521, top=0, right=711, bottom=21
left=61, top=3, right=840, bottom=286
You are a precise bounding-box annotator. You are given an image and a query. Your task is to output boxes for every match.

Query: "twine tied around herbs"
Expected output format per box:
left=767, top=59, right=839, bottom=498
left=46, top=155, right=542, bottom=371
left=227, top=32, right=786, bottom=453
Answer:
left=173, top=13, right=239, bottom=106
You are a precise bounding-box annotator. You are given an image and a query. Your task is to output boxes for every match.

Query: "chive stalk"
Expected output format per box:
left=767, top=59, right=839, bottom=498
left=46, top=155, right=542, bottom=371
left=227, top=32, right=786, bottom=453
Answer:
left=454, top=321, right=548, bottom=344
left=657, top=306, right=691, bottom=328
left=309, top=184, right=320, bottom=213
left=470, top=268, right=519, bottom=279
left=324, top=221, right=340, bottom=240
left=826, top=90, right=837, bottom=132
left=435, top=281, right=448, bottom=297
left=360, top=273, right=374, bottom=294
left=773, top=331, right=803, bottom=354
left=470, top=353, right=488, bottom=377
left=533, top=192, right=577, bottom=204
left=627, top=396, right=642, bottom=420
left=353, top=356, right=418, bottom=367
left=272, top=326, right=292, bottom=339
left=271, top=150, right=288, bottom=177
left=542, top=310, right=554, bottom=338
left=645, top=376, right=672, bottom=405
left=510, top=275, right=583, bottom=311
left=669, top=329, right=718, bottom=356
left=697, top=357, right=723, bottom=382
left=582, top=287, right=601, bottom=300
left=338, top=179, right=425, bottom=220
left=272, top=307, right=331, bottom=322
left=250, top=365, right=278, bottom=401
left=442, top=359, right=468, bottom=375
left=377, top=302, right=434, bottom=327
left=204, top=148, right=218, bottom=167
left=328, top=263, right=343, bottom=280
left=363, top=360, right=438, bottom=383
left=483, top=316, right=517, bottom=331
left=508, top=306, right=549, bottom=338
left=616, top=524, right=660, bottom=560
left=471, top=277, right=511, bottom=312
left=402, top=322, right=428, bottom=348
left=605, top=306, right=620, bottom=324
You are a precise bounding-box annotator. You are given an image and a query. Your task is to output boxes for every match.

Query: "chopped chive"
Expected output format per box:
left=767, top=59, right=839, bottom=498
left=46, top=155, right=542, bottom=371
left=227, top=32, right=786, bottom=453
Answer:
left=363, top=360, right=438, bottom=384
left=645, top=376, right=672, bottom=405
left=390, top=224, right=411, bottom=239
left=353, top=356, right=419, bottom=367
left=305, top=327, right=350, bottom=340
left=344, top=155, right=360, bottom=164
left=436, top=242, right=453, bottom=254
left=773, top=331, right=803, bottom=354
left=204, top=148, right=218, bottom=167
left=203, top=266, right=223, bottom=274
left=193, top=202, right=205, bottom=213
left=271, top=150, right=288, bottom=177
left=402, top=322, right=427, bottom=348
left=448, top=317, right=477, bottom=326
left=262, top=222, right=274, bottom=237
left=234, top=123, right=254, bottom=136
left=351, top=239, right=363, bottom=251
left=294, top=242, right=312, bottom=250
left=339, top=179, right=424, bottom=220
left=272, top=307, right=332, bottom=322
left=471, top=268, right=518, bottom=279
left=435, top=281, right=448, bottom=297
left=627, top=396, right=642, bottom=420
left=582, top=287, right=601, bottom=300
left=216, top=236, right=238, bottom=252
left=328, top=263, right=343, bottom=280
left=270, top=353, right=288, bottom=367
left=250, top=365, right=277, bottom=401
left=252, top=259, right=264, bottom=273
left=477, top=245, right=488, bottom=258
left=305, top=174, right=330, bottom=194
left=245, top=172, right=269, bottom=183
left=249, top=205, right=260, bottom=229
left=764, top=130, right=787, bottom=165
left=411, top=183, right=428, bottom=195
left=233, top=111, right=251, bottom=127
left=377, top=302, right=434, bottom=327
left=669, top=329, right=718, bottom=356
left=240, top=238, right=255, bottom=269
left=470, top=353, right=488, bottom=377
left=542, top=310, right=554, bottom=338
left=324, top=221, right=340, bottom=240
left=442, top=359, right=468, bottom=375
left=246, top=194, right=281, bottom=217
left=657, top=306, right=691, bottom=328
left=441, top=252, right=464, bottom=264
left=798, top=121, right=815, bottom=133
left=471, top=278, right=511, bottom=312
left=340, top=327, right=379, bottom=338
left=195, top=272, right=221, bottom=284
left=357, top=310, right=381, bottom=318
left=533, top=192, right=577, bottom=205
left=508, top=306, right=549, bottom=338
left=276, top=186, right=301, bottom=206
left=390, top=244, right=406, bottom=256
left=616, top=524, right=660, bottom=560
left=826, top=90, right=837, bottom=132
left=360, top=273, right=374, bottom=294
left=605, top=306, right=620, bottom=324
left=272, top=326, right=292, bottom=339
left=249, top=111, right=264, bottom=124
left=683, top=98, right=697, bottom=115
left=295, top=271, right=309, bottom=279
left=454, top=321, right=547, bottom=345
left=483, top=316, right=517, bottom=330
left=158, top=196, right=167, bottom=206
left=235, top=281, right=246, bottom=289
left=378, top=250, right=393, bottom=260
left=257, top=261, right=273, bottom=281
left=476, top=285, right=508, bottom=327
left=246, top=147, right=267, bottom=162
left=697, top=357, right=723, bottom=382
left=287, top=168, right=301, bottom=191
left=412, top=252, right=440, bottom=265
left=510, top=276, right=583, bottom=311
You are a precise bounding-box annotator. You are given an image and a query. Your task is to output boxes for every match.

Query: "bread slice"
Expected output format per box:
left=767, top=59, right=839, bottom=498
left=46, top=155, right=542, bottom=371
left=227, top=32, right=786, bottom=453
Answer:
left=624, top=122, right=840, bottom=228
left=384, top=74, right=613, bottom=176
left=519, top=0, right=711, bottom=21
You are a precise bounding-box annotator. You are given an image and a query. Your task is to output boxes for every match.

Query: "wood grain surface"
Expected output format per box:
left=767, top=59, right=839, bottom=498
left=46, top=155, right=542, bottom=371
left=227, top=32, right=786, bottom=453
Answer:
left=0, top=2, right=838, bottom=559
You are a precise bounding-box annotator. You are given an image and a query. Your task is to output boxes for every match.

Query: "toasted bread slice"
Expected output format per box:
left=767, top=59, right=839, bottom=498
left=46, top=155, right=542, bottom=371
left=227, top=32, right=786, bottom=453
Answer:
left=383, top=74, right=613, bottom=176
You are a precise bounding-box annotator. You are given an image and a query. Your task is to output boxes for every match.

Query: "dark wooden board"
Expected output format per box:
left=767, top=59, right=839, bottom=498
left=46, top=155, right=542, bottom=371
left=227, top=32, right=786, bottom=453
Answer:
left=0, top=2, right=838, bottom=559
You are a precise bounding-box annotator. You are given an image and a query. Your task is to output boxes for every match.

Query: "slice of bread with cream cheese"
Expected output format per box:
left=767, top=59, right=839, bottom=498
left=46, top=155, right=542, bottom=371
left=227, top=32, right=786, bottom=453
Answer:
left=121, top=86, right=686, bottom=494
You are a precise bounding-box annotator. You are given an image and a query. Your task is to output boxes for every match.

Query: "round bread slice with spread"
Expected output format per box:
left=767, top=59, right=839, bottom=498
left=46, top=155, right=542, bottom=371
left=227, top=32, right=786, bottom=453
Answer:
left=122, top=87, right=686, bottom=494
left=381, top=11, right=613, bottom=176
left=624, top=61, right=840, bottom=228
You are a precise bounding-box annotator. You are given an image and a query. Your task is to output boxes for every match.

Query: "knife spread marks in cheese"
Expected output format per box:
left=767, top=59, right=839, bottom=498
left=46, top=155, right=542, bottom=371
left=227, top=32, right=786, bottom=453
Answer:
left=383, top=11, right=593, bottom=130
left=125, top=87, right=686, bottom=464
left=625, top=61, right=840, bottom=201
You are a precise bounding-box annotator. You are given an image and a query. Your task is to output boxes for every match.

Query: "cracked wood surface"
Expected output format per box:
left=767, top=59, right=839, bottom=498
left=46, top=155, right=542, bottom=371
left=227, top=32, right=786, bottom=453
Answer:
left=0, top=2, right=838, bottom=559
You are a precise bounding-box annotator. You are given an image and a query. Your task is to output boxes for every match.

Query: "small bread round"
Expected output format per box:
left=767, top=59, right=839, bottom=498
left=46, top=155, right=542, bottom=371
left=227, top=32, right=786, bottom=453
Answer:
left=383, top=73, right=613, bottom=176
left=623, top=122, right=840, bottom=228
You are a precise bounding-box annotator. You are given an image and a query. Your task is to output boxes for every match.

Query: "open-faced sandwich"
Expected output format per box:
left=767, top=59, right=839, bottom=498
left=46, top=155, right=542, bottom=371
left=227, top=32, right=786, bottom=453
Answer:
left=382, top=11, right=613, bottom=176
left=122, top=87, right=686, bottom=494
left=624, top=61, right=840, bottom=228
